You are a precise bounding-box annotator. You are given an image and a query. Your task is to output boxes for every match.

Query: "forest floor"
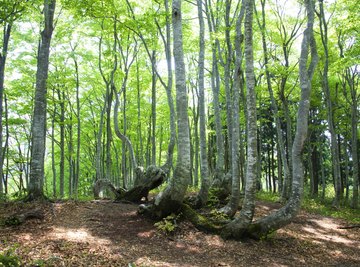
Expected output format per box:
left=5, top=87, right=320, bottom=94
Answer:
left=0, top=199, right=359, bottom=267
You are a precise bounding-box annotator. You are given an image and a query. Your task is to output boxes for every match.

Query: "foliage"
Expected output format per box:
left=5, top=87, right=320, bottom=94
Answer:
left=0, top=245, right=21, bottom=267
left=154, top=213, right=181, bottom=235
left=208, top=209, right=230, bottom=222
left=4, top=216, right=21, bottom=226
left=302, top=198, right=360, bottom=224
left=256, top=190, right=360, bottom=224
left=256, top=191, right=280, bottom=203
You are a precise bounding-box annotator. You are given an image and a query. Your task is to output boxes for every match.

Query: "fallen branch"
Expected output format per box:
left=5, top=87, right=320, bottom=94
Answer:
left=338, top=224, right=360, bottom=229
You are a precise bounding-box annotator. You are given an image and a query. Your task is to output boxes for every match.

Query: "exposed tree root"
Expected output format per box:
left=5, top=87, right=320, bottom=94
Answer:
left=4, top=209, right=44, bottom=226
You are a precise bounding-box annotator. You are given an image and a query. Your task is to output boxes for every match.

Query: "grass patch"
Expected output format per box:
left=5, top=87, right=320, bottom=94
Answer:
left=256, top=191, right=280, bottom=202
left=256, top=190, right=360, bottom=223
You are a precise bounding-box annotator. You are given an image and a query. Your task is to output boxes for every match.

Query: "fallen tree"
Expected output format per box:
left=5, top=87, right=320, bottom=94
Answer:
left=93, top=165, right=166, bottom=203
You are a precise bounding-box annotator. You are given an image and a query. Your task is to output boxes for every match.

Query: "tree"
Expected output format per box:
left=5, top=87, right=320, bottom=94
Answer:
left=221, top=0, right=258, bottom=237
left=150, top=0, right=191, bottom=218
left=317, top=0, right=342, bottom=207
left=222, top=0, right=318, bottom=239
left=0, top=0, right=28, bottom=195
left=28, top=0, right=56, bottom=200
left=255, top=0, right=292, bottom=202
left=194, top=0, right=210, bottom=208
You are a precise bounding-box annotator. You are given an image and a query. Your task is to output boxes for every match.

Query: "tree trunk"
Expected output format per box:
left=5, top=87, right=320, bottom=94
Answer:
left=223, top=0, right=318, bottom=239
left=151, top=0, right=191, bottom=218
left=151, top=51, right=157, bottom=166
left=195, top=0, right=210, bottom=207
left=0, top=22, right=12, bottom=196
left=205, top=0, right=225, bottom=179
left=256, top=0, right=291, bottom=201
left=221, top=2, right=245, bottom=216
left=28, top=0, right=56, bottom=200
left=158, top=0, right=176, bottom=177
left=57, top=88, right=65, bottom=198
left=318, top=0, right=342, bottom=207
left=51, top=89, right=57, bottom=198
left=222, top=0, right=258, bottom=237
left=223, top=0, right=233, bottom=174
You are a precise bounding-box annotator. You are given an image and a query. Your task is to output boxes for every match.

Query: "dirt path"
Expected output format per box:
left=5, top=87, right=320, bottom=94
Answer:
left=1, top=200, right=359, bottom=266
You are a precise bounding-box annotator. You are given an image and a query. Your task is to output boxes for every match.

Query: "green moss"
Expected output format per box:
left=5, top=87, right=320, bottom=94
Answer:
left=256, top=191, right=280, bottom=202
left=154, top=213, right=181, bottom=235
left=181, top=203, right=223, bottom=234
left=4, top=217, right=21, bottom=226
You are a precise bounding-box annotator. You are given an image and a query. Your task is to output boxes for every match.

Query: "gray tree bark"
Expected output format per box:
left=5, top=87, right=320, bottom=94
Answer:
left=317, top=0, right=342, bottom=207
left=152, top=0, right=191, bottom=218
left=0, top=22, right=11, bottom=196
left=221, top=2, right=246, bottom=216
left=223, top=0, right=318, bottom=239
left=28, top=0, right=56, bottom=200
left=222, top=0, right=258, bottom=236
left=256, top=0, right=291, bottom=202
left=195, top=0, right=210, bottom=207
left=205, top=0, right=225, bottom=179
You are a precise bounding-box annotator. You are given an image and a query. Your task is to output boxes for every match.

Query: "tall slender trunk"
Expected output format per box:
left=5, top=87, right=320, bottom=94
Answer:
left=153, top=0, right=190, bottom=218
left=256, top=0, right=291, bottom=201
left=205, top=0, right=225, bottom=178
left=57, top=88, right=65, bottom=198
left=28, top=0, right=56, bottom=200
left=73, top=51, right=81, bottom=199
left=158, top=0, right=175, bottom=176
left=0, top=23, right=12, bottom=196
left=318, top=0, right=342, bottom=207
left=195, top=0, right=210, bottom=207
left=224, top=0, right=233, bottom=173
left=222, top=0, right=258, bottom=236
left=151, top=51, right=157, bottom=166
left=243, top=0, right=318, bottom=239
left=51, top=92, right=57, bottom=198
left=223, top=2, right=245, bottom=216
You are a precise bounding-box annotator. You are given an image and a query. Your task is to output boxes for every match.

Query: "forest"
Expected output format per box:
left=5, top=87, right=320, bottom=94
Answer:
left=0, top=0, right=359, bottom=266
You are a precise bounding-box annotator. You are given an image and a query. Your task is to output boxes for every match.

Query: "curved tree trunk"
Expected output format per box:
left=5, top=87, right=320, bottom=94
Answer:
left=222, top=0, right=318, bottom=240
left=244, top=0, right=318, bottom=239
left=222, top=0, right=258, bottom=236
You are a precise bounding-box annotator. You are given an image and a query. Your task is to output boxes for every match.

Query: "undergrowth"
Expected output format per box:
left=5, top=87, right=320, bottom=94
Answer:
left=0, top=245, right=21, bottom=267
left=256, top=190, right=360, bottom=223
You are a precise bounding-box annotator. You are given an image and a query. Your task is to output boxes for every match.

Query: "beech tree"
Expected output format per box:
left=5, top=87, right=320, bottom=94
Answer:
left=0, top=0, right=29, bottom=196
left=150, top=0, right=191, bottom=218
left=1, top=0, right=358, bottom=238
left=28, top=0, right=56, bottom=200
left=219, top=0, right=318, bottom=239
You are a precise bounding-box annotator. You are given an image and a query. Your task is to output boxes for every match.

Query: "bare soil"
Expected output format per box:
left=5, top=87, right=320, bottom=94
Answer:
left=0, top=200, right=359, bottom=266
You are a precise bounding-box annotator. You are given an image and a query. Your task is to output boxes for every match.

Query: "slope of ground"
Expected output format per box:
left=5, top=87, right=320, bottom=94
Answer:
left=0, top=200, right=359, bottom=266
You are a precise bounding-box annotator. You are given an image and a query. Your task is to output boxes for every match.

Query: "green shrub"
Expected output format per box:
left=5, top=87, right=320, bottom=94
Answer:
left=0, top=246, right=21, bottom=267
left=154, top=213, right=181, bottom=235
